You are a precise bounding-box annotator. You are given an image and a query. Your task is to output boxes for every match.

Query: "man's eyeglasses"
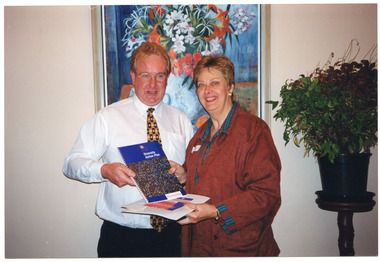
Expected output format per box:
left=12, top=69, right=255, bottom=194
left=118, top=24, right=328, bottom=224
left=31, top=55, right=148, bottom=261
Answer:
left=137, top=72, right=167, bottom=82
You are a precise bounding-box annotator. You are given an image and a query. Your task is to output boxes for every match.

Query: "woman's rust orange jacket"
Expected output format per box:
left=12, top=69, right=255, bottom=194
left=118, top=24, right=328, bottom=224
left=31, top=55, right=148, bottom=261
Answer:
left=181, top=103, right=281, bottom=257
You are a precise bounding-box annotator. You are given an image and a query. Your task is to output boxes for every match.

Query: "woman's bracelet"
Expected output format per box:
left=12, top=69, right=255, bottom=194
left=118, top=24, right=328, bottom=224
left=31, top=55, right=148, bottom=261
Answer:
left=212, top=207, right=221, bottom=224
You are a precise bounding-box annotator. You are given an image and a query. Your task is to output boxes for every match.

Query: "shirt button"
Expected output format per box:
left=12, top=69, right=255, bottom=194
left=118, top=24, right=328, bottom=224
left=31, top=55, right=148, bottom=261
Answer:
left=214, top=235, right=218, bottom=240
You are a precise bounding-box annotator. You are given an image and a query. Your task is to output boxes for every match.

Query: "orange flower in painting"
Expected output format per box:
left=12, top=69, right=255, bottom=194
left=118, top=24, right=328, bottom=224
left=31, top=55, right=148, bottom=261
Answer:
left=172, top=59, right=182, bottom=76
left=146, top=23, right=162, bottom=46
left=168, top=48, right=177, bottom=59
left=179, top=52, right=202, bottom=77
left=149, top=8, right=154, bottom=19
left=204, top=7, right=231, bottom=45
left=207, top=5, right=217, bottom=12
left=182, top=53, right=193, bottom=65
left=196, top=115, right=209, bottom=129
left=149, top=5, right=167, bottom=19
left=207, top=5, right=229, bottom=22
left=213, top=7, right=229, bottom=21
left=193, top=52, right=202, bottom=64
left=181, top=54, right=194, bottom=75
left=213, top=16, right=231, bottom=45
left=169, top=48, right=182, bottom=76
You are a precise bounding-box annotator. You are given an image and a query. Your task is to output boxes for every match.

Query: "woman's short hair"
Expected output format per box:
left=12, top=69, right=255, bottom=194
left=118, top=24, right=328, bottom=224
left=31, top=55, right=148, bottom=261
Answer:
left=193, top=55, right=235, bottom=87
left=130, top=42, right=171, bottom=75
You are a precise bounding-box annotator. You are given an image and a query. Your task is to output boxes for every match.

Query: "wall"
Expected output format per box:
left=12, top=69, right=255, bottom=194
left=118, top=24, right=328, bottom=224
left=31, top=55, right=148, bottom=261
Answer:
left=4, top=4, right=377, bottom=258
left=5, top=6, right=101, bottom=258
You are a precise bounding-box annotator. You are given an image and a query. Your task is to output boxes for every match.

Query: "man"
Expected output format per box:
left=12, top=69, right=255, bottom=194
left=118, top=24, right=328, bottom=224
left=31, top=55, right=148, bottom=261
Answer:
left=63, top=42, right=193, bottom=257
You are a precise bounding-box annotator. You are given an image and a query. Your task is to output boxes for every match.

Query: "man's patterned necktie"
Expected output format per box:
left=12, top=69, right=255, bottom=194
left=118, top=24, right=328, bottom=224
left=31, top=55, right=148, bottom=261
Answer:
left=147, top=108, right=168, bottom=232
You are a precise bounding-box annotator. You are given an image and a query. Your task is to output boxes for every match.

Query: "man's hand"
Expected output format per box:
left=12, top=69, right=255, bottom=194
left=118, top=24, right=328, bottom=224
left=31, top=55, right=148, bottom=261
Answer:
left=168, top=160, right=186, bottom=184
left=101, top=163, right=136, bottom=188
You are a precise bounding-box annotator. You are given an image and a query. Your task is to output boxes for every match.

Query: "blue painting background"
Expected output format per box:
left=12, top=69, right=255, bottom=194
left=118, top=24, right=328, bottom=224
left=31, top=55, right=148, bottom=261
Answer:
left=103, top=5, right=260, bottom=129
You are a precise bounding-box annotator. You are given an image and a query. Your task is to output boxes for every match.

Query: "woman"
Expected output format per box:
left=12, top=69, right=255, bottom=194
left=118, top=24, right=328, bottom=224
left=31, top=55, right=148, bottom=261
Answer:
left=175, top=55, right=281, bottom=256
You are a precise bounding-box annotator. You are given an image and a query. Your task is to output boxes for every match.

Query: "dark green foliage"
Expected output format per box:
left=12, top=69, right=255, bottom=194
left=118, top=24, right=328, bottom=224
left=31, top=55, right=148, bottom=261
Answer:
left=267, top=57, right=377, bottom=163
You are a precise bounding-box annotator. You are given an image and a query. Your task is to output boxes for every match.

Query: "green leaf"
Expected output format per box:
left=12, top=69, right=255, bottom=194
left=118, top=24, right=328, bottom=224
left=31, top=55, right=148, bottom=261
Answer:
left=324, top=113, right=330, bottom=124
left=359, top=137, right=364, bottom=150
left=266, top=101, right=279, bottom=109
left=188, top=81, right=195, bottom=90
left=182, top=74, right=191, bottom=86
left=283, top=132, right=290, bottom=144
left=328, top=152, right=335, bottom=163
left=332, top=143, right=340, bottom=154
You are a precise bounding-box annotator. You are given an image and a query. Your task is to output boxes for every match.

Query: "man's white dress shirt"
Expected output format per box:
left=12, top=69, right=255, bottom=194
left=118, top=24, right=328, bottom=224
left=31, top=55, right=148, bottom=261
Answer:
left=63, top=95, right=193, bottom=229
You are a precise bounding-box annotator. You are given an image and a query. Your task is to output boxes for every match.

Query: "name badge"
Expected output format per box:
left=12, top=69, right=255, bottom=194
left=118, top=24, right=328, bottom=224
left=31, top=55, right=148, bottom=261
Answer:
left=191, top=145, right=201, bottom=153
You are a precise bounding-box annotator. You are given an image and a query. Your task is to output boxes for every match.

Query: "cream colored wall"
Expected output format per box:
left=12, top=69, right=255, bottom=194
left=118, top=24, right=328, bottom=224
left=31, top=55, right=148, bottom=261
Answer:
left=5, top=6, right=101, bottom=258
left=4, top=4, right=377, bottom=258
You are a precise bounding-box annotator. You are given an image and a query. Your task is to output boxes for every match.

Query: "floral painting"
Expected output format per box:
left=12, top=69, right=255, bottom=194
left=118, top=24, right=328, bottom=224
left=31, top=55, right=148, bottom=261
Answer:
left=103, top=4, right=261, bottom=130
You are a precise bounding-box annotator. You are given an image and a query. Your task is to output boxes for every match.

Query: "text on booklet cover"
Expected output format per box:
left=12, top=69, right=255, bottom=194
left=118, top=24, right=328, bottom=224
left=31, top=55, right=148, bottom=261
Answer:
left=118, top=141, right=185, bottom=203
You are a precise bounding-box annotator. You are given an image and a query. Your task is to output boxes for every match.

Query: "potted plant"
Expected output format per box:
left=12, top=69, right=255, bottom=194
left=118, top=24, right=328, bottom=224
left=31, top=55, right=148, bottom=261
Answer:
left=267, top=42, right=377, bottom=201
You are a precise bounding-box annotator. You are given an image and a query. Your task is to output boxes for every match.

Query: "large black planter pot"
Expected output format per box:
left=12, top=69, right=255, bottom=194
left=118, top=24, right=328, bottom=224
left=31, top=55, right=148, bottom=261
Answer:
left=316, top=153, right=374, bottom=202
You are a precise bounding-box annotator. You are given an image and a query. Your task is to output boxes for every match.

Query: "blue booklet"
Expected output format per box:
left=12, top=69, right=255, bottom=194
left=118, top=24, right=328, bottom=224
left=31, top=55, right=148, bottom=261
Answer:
left=118, top=141, right=186, bottom=203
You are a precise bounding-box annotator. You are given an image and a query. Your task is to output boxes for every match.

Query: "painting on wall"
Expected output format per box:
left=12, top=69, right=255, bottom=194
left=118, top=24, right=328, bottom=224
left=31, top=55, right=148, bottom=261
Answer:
left=95, top=4, right=267, bottom=130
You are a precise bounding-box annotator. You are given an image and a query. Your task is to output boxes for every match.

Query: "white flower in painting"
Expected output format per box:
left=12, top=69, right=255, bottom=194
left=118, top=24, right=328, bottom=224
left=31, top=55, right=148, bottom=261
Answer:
left=165, top=10, right=182, bottom=25
left=236, top=8, right=248, bottom=22
left=125, top=35, right=146, bottom=56
left=185, top=33, right=196, bottom=44
left=247, top=15, right=255, bottom=26
left=163, top=23, right=174, bottom=38
left=185, top=23, right=195, bottom=34
left=175, top=15, right=191, bottom=33
left=210, top=38, right=221, bottom=53
left=201, top=46, right=211, bottom=56
left=172, top=34, right=186, bottom=53
left=236, top=22, right=248, bottom=33
left=230, top=7, right=256, bottom=35
left=167, top=10, right=182, bottom=23
left=165, top=14, right=175, bottom=25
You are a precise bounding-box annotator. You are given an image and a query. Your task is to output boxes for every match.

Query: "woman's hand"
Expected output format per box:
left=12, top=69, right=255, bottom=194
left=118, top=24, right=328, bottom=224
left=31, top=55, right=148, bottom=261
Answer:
left=169, top=160, right=186, bottom=185
left=178, top=203, right=218, bottom=225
